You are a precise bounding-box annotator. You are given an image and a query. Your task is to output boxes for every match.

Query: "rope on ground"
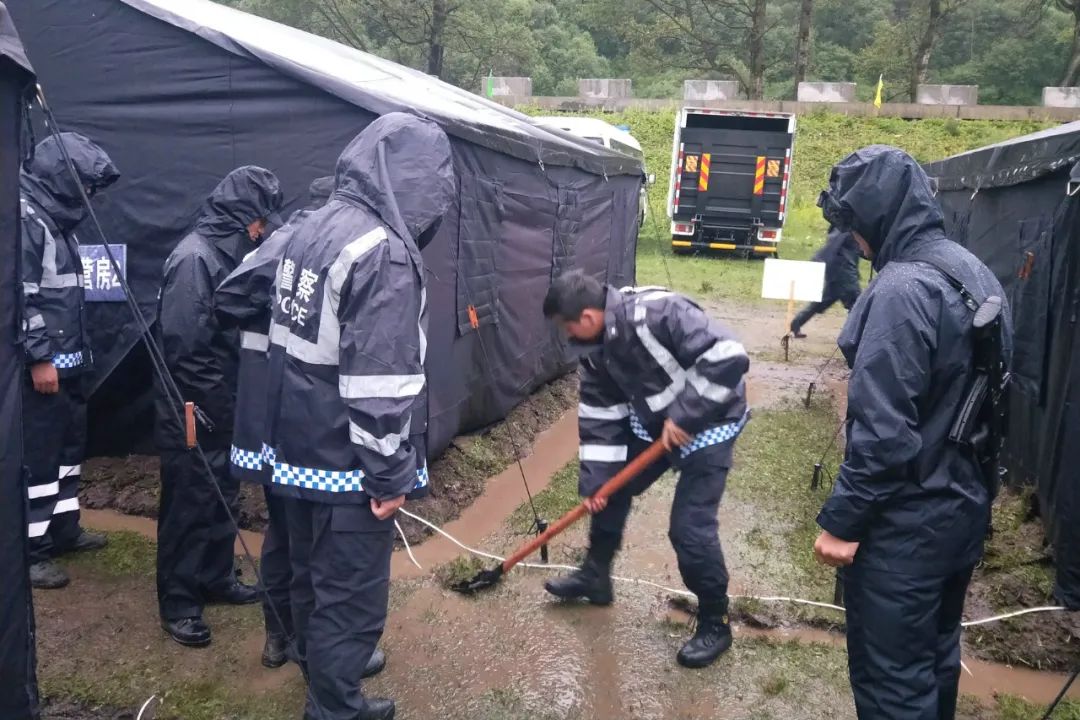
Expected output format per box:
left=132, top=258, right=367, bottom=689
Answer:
left=398, top=508, right=1071, bottom=628
left=396, top=520, right=422, bottom=570
left=137, top=695, right=159, bottom=720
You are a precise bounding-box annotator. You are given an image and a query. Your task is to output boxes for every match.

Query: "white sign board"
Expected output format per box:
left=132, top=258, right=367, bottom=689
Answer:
left=761, top=259, right=826, bottom=303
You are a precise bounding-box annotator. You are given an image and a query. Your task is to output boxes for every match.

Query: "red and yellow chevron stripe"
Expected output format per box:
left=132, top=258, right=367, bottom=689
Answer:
left=754, top=155, right=766, bottom=196
left=698, top=153, right=711, bottom=192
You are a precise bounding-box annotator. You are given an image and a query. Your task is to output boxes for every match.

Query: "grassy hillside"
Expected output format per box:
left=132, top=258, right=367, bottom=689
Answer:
left=523, top=108, right=1054, bottom=301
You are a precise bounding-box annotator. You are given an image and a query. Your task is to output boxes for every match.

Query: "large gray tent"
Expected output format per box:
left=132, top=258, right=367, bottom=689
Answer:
left=7, top=0, right=643, bottom=460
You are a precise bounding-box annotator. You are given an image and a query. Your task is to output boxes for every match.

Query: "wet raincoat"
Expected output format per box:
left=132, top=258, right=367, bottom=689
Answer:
left=577, top=286, right=749, bottom=497
left=817, top=145, right=1011, bottom=720
left=215, top=176, right=334, bottom=484
left=817, top=228, right=861, bottom=306
left=154, top=166, right=283, bottom=451
left=20, top=132, right=118, bottom=374
left=153, top=165, right=283, bottom=622
left=20, top=132, right=118, bottom=557
left=817, top=146, right=1011, bottom=574
left=265, top=113, right=455, bottom=504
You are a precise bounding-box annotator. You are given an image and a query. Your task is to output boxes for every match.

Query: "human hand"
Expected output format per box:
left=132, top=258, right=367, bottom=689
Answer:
left=370, top=495, right=406, bottom=520
left=661, top=418, right=692, bottom=451
left=31, top=361, right=59, bottom=394
left=813, top=530, right=860, bottom=567
left=583, top=495, right=608, bottom=514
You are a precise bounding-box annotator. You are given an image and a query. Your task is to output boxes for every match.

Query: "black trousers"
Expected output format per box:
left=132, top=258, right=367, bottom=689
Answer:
left=261, top=488, right=293, bottom=637
left=286, top=498, right=394, bottom=720
left=791, top=290, right=860, bottom=334
left=156, top=448, right=239, bottom=620
left=843, top=562, right=975, bottom=720
left=590, top=438, right=731, bottom=606
left=23, top=375, right=86, bottom=563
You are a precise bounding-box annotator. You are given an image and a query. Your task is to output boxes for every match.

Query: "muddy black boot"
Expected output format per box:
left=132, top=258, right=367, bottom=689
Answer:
left=262, top=632, right=288, bottom=668
left=677, top=600, right=732, bottom=669
left=543, top=554, right=613, bottom=605
left=30, top=560, right=70, bottom=589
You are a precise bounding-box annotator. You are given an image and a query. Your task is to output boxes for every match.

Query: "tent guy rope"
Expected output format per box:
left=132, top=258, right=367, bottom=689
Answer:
left=398, top=507, right=1068, bottom=629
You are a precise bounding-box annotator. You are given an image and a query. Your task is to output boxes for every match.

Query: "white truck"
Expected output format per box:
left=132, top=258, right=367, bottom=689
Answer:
left=667, top=108, right=796, bottom=258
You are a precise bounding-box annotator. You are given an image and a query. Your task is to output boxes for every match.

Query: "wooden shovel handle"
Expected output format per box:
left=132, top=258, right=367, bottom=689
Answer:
left=500, top=440, right=667, bottom=572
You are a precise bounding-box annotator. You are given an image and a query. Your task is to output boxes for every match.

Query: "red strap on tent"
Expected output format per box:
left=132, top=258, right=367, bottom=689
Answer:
left=468, top=304, right=479, bottom=329
left=1019, top=251, right=1035, bottom=280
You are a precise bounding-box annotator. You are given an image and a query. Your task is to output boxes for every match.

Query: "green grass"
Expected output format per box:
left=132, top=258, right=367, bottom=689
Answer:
left=523, top=106, right=1056, bottom=302
left=43, top=672, right=301, bottom=720
left=507, top=461, right=581, bottom=532
left=64, top=530, right=156, bottom=578
left=727, top=397, right=843, bottom=600
left=992, top=695, right=1080, bottom=720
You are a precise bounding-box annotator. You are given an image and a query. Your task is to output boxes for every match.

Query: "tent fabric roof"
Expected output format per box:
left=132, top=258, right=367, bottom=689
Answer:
left=925, top=120, right=1080, bottom=193
left=119, top=0, right=642, bottom=178
left=0, top=2, right=32, bottom=76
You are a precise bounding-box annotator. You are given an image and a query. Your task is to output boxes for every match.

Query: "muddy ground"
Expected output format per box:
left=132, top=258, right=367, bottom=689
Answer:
left=38, top=300, right=1080, bottom=719
left=81, top=375, right=578, bottom=544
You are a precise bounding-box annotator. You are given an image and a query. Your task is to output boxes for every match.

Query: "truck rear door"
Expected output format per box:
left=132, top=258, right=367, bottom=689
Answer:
left=673, top=112, right=794, bottom=230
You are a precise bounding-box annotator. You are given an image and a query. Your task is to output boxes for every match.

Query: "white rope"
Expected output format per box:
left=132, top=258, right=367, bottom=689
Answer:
left=395, top=520, right=422, bottom=570
left=398, top=508, right=1071, bottom=628
left=137, top=695, right=159, bottom=720
left=960, top=605, right=1067, bottom=627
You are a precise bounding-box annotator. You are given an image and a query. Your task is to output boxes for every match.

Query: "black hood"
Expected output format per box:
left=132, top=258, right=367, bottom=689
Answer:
left=826, top=145, right=946, bottom=271
left=308, top=175, right=334, bottom=209
left=193, top=165, right=283, bottom=249
left=333, top=112, right=456, bottom=252
left=21, top=131, right=119, bottom=233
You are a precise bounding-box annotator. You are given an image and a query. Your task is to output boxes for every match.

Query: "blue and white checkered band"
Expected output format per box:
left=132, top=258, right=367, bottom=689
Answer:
left=230, top=445, right=264, bottom=471
left=52, top=351, right=84, bottom=369
left=264, top=446, right=430, bottom=494
left=629, top=411, right=748, bottom=458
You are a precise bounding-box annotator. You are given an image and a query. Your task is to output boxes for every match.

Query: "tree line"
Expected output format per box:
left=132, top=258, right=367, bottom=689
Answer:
left=227, top=0, right=1080, bottom=105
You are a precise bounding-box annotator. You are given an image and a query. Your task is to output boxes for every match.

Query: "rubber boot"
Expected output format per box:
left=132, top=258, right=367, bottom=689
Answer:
left=677, top=599, right=733, bottom=669
left=262, top=632, right=288, bottom=668
left=543, top=553, right=613, bottom=605
left=30, top=560, right=70, bottom=589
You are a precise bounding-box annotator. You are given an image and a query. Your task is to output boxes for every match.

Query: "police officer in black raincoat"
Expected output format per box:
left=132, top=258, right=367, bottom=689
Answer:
left=264, top=113, right=454, bottom=720
left=155, top=165, right=284, bottom=648
left=812, top=146, right=1011, bottom=719
left=542, top=271, right=750, bottom=670
left=21, top=132, right=119, bottom=589
left=212, top=175, right=384, bottom=681
left=789, top=226, right=861, bottom=338
left=214, top=176, right=333, bottom=668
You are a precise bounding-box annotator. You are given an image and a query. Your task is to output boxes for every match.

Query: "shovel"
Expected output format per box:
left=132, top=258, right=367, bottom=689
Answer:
left=452, top=440, right=667, bottom=594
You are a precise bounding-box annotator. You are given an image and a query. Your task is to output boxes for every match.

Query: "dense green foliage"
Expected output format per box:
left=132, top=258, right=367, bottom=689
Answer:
left=228, top=0, right=1077, bottom=104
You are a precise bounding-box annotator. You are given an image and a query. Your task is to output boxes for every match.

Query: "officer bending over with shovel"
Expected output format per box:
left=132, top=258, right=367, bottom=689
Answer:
left=543, top=271, right=750, bottom=669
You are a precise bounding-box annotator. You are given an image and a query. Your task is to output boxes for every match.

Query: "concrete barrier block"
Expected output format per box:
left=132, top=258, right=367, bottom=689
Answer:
left=1043, top=87, right=1080, bottom=108
left=917, top=85, right=978, bottom=106
left=684, top=80, right=741, bottom=102
left=482, top=76, right=532, bottom=98
left=797, top=82, right=857, bottom=103
left=578, top=79, right=632, bottom=99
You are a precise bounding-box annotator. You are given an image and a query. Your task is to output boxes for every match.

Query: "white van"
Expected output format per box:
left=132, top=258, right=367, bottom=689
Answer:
left=534, top=116, right=652, bottom=226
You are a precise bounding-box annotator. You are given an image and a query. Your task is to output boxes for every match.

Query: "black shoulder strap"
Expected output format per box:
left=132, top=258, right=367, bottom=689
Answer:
left=916, top=257, right=981, bottom=313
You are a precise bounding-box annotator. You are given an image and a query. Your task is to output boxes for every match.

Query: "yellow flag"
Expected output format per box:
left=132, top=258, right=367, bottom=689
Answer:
left=874, top=74, right=884, bottom=109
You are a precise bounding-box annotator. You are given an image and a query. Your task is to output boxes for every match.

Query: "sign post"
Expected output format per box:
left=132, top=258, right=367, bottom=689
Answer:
left=761, top=258, right=827, bottom=361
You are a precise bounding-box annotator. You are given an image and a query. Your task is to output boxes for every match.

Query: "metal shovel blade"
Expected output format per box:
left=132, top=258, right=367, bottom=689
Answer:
left=451, top=565, right=504, bottom=595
